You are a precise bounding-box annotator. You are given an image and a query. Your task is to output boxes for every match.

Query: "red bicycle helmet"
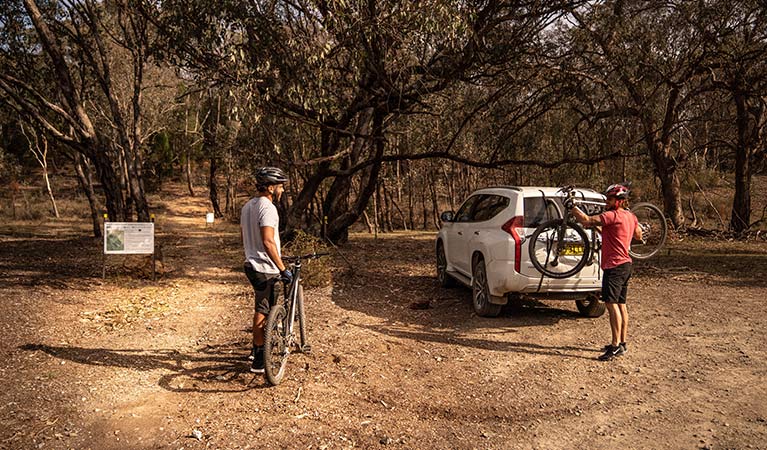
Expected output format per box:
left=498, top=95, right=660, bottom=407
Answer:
left=604, top=183, right=629, bottom=199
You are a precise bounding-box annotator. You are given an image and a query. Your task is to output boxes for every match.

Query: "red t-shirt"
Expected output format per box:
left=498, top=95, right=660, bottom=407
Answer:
left=599, top=208, right=638, bottom=269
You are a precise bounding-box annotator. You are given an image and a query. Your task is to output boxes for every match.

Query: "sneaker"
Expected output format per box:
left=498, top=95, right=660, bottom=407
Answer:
left=250, top=347, right=264, bottom=374
left=598, top=345, right=621, bottom=361
left=248, top=347, right=255, bottom=361
left=602, top=343, right=627, bottom=355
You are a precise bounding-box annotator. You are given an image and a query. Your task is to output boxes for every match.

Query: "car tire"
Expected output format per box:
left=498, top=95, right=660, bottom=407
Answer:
left=472, top=256, right=502, bottom=318
left=576, top=294, right=605, bottom=318
left=436, top=240, right=457, bottom=288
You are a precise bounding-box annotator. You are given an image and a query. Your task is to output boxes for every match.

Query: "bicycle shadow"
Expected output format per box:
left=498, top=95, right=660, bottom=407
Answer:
left=19, top=342, right=273, bottom=393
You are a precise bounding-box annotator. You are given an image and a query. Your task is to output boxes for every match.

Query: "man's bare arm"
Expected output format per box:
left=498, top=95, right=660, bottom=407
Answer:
left=633, top=223, right=643, bottom=242
left=260, top=226, right=286, bottom=272
left=570, top=206, right=602, bottom=228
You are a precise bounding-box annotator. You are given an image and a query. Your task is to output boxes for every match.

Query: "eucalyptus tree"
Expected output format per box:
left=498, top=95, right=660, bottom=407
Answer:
left=150, top=0, right=586, bottom=241
left=1, top=0, right=177, bottom=226
left=560, top=1, right=718, bottom=228
left=693, top=0, right=767, bottom=232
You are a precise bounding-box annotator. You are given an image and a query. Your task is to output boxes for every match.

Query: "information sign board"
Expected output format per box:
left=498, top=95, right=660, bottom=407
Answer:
left=104, top=222, right=155, bottom=254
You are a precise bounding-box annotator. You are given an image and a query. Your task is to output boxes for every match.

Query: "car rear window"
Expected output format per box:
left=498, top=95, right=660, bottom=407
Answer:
left=524, top=197, right=564, bottom=227
left=524, top=195, right=605, bottom=227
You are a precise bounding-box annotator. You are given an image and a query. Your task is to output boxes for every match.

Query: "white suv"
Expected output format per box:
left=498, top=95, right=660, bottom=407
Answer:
left=436, top=186, right=606, bottom=317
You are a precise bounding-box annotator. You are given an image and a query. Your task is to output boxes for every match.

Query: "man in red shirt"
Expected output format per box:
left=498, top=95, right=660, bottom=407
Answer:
left=571, top=184, right=643, bottom=361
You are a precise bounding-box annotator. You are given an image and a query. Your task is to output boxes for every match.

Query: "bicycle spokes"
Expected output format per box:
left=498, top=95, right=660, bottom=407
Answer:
left=629, top=203, right=668, bottom=260
left=529, top=220, right=591, bottom=278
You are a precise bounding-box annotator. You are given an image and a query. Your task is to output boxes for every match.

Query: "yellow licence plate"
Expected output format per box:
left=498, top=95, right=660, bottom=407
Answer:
left=561, top=244, right=584, bottom=256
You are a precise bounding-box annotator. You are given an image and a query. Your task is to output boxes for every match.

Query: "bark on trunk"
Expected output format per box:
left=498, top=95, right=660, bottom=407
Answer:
left=74, top=153, right=102, bottom=238
left=42, top=168, right=59, bottom=218
left=731, top=91, right=752, bottom=233
left=89, top=145, right=126, bottom=221
left=186, top=148, right=195, bottom=196
left=209, top=157, right=223, bottom=217
left=429, top=169, right=440, bottom=230
left=325, top=110, right=386, bottom=242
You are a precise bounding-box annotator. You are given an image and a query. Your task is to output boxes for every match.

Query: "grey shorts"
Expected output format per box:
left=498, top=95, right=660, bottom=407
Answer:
left=244, top=263, right=279, bottom=315
left=602, top=262, right=632, bottom=304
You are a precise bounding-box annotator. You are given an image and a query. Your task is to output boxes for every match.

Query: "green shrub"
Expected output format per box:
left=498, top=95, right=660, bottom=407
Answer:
left=283, top=230, right=332, bottom=289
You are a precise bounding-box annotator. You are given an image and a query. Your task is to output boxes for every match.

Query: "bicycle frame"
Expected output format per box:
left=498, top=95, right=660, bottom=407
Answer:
left=549, top=189, right=605, bottom=267
left=279, top=258, right=304, bottom=353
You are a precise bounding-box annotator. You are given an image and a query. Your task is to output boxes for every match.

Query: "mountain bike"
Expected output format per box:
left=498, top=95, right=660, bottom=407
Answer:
left=263, top=252, right=328, bottom=386
left=527, top=185, right=667, bottom=279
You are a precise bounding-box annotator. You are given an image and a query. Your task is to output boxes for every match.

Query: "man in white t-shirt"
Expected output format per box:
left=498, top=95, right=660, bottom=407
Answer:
left=241, top=166, right=291, bottom=373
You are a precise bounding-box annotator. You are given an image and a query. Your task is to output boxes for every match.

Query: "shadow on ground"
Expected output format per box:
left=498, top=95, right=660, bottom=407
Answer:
left=19, top=343, right=269, bottom=393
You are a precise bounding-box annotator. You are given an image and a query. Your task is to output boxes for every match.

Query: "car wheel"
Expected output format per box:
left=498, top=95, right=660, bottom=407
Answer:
left=472, top=256, right=502, bottom=317
left=576, top=294, right=605, bottom=318
left=436, top=240, right=456, bottom=288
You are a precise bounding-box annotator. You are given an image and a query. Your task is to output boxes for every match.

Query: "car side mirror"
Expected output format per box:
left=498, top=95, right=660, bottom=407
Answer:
left=440, top=211, right=454, bottom=222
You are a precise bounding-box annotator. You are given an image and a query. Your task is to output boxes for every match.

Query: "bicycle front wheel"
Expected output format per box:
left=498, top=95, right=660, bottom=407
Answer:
left=629, top=202, right=667, bottom=260
left=528, top=219, right=591, bottom=279
left=295, top=285, right=310, bottom=353
left=263, top=304, right=289, bottom=386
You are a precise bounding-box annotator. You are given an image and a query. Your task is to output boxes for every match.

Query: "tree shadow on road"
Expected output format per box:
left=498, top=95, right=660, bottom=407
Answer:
left=19, top=342, right=272, bottom=393
left=354, top=322, right=596, bottom=360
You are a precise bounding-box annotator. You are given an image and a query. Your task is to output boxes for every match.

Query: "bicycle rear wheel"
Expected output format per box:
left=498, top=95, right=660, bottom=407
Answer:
left=528, top=219, right=591, bottom=279
left=629, top=202, right=667, bottom=260
left=263, top=304, right=289, bottom=386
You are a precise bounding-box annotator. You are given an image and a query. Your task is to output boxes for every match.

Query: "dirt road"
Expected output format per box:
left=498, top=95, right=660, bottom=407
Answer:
left=1, top=189, right=766, bottom=449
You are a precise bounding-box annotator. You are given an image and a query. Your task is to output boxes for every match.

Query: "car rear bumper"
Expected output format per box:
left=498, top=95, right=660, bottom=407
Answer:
left=486, top=260, right=601, bottom=296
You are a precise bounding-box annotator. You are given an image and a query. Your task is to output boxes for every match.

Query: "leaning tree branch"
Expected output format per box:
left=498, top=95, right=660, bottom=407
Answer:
left=326, top=148, right=640, bottom=177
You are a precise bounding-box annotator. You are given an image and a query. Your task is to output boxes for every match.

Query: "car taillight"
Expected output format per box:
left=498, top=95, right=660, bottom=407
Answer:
left=501, top=216, right=524, bottom=272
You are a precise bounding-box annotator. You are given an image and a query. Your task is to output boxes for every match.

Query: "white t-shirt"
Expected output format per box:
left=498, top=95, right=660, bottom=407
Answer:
left=241, top=196, right=281, bottom=274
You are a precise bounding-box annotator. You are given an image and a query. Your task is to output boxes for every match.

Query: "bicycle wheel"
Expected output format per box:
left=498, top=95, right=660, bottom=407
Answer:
left=263, top=304, right=289, bottom=386
left=629, top=202, right=667, bottom=260
left=528, top=219, right=591, bottom=279
left=295, top=284, right=310, bottom=353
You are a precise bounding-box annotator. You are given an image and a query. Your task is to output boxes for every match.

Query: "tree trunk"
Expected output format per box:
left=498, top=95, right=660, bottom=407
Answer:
left=373, top=184, right=379, bottom=238
left=126, top=150, right=149, bottom=221
left=325, top=109, right=386, bottom=242
left=209, top=157, right=223, bottom=217
left=382, top=178, right=393, bottom=232
left=89, top=145, right=126, bottom=221
left=407, top=162, right=414, bottom=230
left=42, top=167, right=59, bottom=218
left=429, top=169, right=440, bottom=230
left=225, top=149, right=236, bottom=216
left=362, top=210, right=373, bottom=233
left=186, top=147, right=195, bottom=196
left=421, top=175, right=428, bottom=230
left=73, top=153, right=102, bottom=238
left=731, top=91, right=752, bottom=233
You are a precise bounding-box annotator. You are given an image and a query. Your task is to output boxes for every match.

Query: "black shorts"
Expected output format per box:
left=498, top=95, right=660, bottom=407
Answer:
left=244, top=263, right=279, bottom=315
left=602, top=262, right=632, bottom=304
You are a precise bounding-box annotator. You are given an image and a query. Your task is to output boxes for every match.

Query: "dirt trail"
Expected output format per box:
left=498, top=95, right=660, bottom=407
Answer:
left=1, top=187, right=766, bottom=449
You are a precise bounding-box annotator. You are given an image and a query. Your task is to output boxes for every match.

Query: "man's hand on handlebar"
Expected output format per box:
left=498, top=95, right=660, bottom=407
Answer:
left=280, top=268, right=293, bottom=284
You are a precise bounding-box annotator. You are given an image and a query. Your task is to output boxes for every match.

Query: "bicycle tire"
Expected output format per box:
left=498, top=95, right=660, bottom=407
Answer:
left=629, top=202, right=667, bottom=260
left=296, top=284, right=310, bottom=352
left=263, top=304, right=289, bottom=386
left=528, top=219, right=591, bottom=279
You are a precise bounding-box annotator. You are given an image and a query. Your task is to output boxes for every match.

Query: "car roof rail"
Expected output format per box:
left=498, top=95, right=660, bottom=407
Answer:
left=481, top=185, right=522, bottom=191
